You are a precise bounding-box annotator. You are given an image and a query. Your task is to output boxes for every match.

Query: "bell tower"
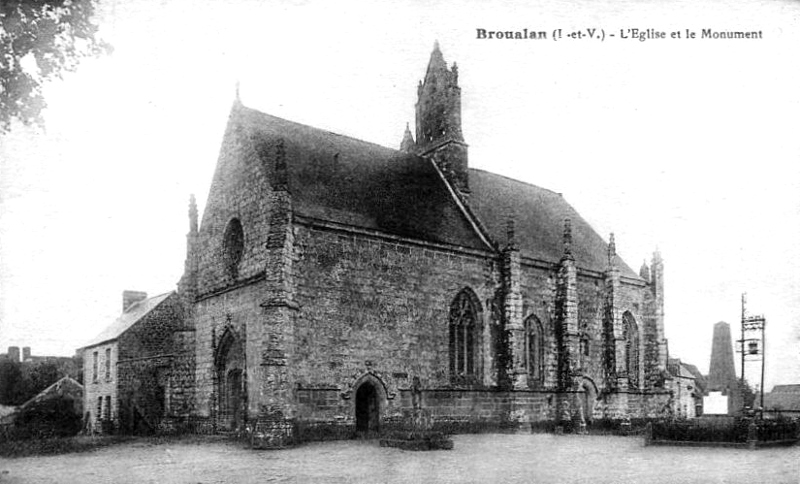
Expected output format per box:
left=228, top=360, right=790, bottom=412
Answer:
left=415, top=42, right=469, bottom=194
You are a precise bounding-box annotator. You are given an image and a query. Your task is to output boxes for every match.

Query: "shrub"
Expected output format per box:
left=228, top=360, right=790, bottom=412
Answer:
left=13, top=398, right=82, bottom=440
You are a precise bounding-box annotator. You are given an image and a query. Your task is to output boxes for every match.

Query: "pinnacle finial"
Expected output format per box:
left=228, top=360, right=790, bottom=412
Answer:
left=506, top=218, right=517, bottom=248
left=639, top=260, right=651, bottom=282
left=274, top=138, right=288, bottom=190
left=428, top=40, right=446, bottom=70
left=235, top=80, right=241, bottom=103
left=608, top=232, right=616, bottom=267
left=563, top=218, right=573, bottom=258
left=189, top=194, right=198, bottom=233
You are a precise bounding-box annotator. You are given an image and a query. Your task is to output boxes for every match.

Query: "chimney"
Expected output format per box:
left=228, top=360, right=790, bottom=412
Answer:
left=123, top=290, right=148, bottom=312
left=22, top=347, right=31, bottom=361
left=7, top=346, right=20, bottom=363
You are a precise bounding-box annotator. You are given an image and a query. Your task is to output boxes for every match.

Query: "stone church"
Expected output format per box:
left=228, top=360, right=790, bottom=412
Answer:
left=86, top=44, right=671, bottom=443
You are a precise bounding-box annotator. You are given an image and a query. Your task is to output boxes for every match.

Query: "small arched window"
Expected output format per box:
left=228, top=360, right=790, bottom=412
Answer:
left=623, top=311, right=640, bottom=388
left=223, top=218, right=245, bottom=278
left=449, top=289, right=480, bottom=385
left=525, top=315, right=544, bottom=386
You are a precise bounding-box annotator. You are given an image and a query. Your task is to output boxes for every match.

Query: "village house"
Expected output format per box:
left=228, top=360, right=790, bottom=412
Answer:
left=80, top=291, right=186, bottom=433
left=667, top=358, right=704, bottom=418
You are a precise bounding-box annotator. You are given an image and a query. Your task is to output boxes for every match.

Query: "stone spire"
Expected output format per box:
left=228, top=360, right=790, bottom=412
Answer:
left=415, top=42, right=469, bottom=194
left=400, top=123, right=415, bottom=152
left=416, top=41, right=462, bottom=145
left=428, top=40, right=446, bottom=71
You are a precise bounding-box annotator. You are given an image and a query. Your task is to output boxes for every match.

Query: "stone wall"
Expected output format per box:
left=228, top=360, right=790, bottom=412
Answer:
left=286, top=221, right=668, bottom=429
left=291, top=221, right=499, bottom=394
left=194, top=117, right=275, bottom=297
left=117, top=355, right=172, bottom=433
left=115, top=294, right=184, bottom=432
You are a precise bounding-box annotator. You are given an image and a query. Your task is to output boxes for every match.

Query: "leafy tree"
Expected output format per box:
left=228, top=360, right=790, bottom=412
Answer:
left=72, top=354, right=84, bottom=384
left=1, top=0, right=110, bottom=132
left=0, top=359, right=26, bottom=405
left=26, top=361, right=60, bottom=397
left=739, top=378, right=757, bottom=409
left=0, top=360, right=64, bottom=405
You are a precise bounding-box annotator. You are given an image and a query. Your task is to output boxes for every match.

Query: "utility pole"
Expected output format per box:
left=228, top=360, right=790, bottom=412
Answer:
left=740, top=294, right=746, bottom=387
left=737, top=293, right=767, bottom=419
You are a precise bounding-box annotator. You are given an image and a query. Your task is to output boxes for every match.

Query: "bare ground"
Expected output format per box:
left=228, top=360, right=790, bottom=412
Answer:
left=1, top=433, right=798, bottom=484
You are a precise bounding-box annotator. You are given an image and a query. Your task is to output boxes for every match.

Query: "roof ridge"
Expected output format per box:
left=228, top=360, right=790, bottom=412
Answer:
left=80, top=292, right=176, bottom=350
left=236, top=104, right=405, bottom=156
left=19, top=375, right=82, bottom=410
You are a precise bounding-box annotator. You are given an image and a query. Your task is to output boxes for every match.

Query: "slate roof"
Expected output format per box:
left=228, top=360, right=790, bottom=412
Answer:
left=233, top=104, right=640, bottom=277
left=765, top=384, right=800, bottom=411
left=681, top=362, right=708, bottom=394
left=237, top=106, right=488, bottom=251
left=81, top=292, right=174, bottom=349
left=469, top=170, right=638, bottom=277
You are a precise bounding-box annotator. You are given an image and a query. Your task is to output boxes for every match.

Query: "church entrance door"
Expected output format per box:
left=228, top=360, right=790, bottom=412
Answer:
left=227, top=369, right=243, bottom=431
left=215, top=327, right=246, bottom=432
left=355, top=381, right=379, bottom=435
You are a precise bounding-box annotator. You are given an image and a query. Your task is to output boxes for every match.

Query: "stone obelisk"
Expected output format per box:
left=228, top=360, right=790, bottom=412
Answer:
left=707, top=321, right=742, bottom=414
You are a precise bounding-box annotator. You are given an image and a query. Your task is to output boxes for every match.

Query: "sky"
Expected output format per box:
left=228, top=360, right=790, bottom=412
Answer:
left=1, top=0, right=799, bottom=392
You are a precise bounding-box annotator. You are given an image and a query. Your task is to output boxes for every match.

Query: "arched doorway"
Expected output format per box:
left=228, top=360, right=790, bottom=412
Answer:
left=215, top=328, right=246, bottom=432
left=227, top=369, right=243, bottom=430
left=355, top=381, right=380, bottom=435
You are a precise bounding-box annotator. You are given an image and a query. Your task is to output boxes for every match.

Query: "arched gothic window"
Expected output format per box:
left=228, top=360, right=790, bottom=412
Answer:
left=623, top=312, right=640, bottom=388
left=525, top=315, right=545, bottom=386
left=449, top=289, right=480, bottom=384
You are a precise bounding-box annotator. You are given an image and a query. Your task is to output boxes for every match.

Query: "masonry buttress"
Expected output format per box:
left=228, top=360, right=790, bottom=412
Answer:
left=254, top=138, right=298, bottom=444
left=603, top=233, right=629, bottom=419
left=555, top=219, right=579, bottom=424
left=502, top=219, right=525, bottom=390
left=643, top=250, right=667, bottom=388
